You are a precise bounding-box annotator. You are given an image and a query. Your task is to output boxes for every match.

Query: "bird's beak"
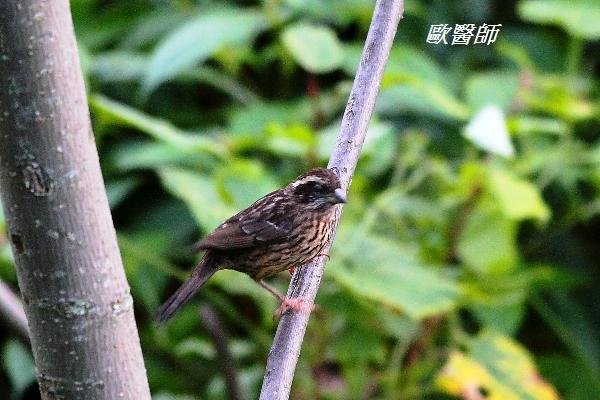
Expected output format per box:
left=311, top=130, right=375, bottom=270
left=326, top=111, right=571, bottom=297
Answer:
left=332, top=188, right=347, bottom=204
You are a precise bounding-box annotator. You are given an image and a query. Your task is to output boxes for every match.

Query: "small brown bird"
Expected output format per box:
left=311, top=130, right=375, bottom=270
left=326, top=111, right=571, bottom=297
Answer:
left=157, top=167, right=346, bottom=323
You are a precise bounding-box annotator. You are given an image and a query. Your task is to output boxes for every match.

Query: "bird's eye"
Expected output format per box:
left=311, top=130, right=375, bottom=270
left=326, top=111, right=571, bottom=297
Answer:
left=313, top=183, right=324, bottom=191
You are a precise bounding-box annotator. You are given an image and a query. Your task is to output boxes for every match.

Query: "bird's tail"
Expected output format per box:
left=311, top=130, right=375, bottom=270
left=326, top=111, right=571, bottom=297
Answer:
left=156, top=253, right=220, bottom=324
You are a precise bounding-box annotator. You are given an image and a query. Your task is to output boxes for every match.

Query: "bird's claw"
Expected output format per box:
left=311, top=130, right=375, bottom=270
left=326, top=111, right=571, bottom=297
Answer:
left=273, top=296, right=314, bottom=320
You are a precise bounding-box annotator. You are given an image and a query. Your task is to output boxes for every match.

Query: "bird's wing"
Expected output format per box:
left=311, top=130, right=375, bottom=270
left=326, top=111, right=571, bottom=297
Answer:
left=193, top=195, right=294, bottom=251
left=240, top=217, right=294, bottom=242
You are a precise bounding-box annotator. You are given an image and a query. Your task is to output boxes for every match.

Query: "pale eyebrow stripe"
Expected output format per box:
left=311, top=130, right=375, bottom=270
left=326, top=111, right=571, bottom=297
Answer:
left=291, top=177, right=326, bottom=188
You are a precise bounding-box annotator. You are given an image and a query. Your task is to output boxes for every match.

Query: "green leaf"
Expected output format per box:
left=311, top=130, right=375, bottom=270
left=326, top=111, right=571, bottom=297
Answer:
left=472, top=302, right=525, bottom=336
left=209, top=269, right=275, bottom=314
left=465, top=72, right=520, bottom=111
left=158, top=168, right=234, bottom=232
left=118, top=233, right=186, bottom=279
left=284, top=0, right=374, bottom=27
left=437, top=331, right=560, bottom=400
left=228, top=88, right=346, bottom=138
left=118, top=9, right=188, bottom=50
left=228, top=101, right=308, bottom=136
left=344, top=45, right=469, bottom=121
left=376, top=312, right=421, bottom=343
left=143, top=9, right=267, bottom=94
left=264, top=123, right=317, bottom=158
left=152, top=393, right=199, bottom=400
left=331, top=324, right=386, bottom=364
left=176, top=338, right=253, bottom=360
left=510, top=116, right=569, bottom=137
left=71, top=0, right=134, bottom=50
left=488, top=168, right=551, bottom=222
left=463, top=266, right=557, bottom=335
left=377, top=79, right=469, bottom=122
left=458, top=208, right=519, bottom=274
left=531, top=294, right=600, bottom=384
left=518, top=0, right=600, bottom=39
left=321, top=294, right=393, bottom=366
left=106, top=177, right=140, bottom=208
left=213, top=160, right=278, bottom=210
left=90, top=51, right=147, bottom=82
left=119, top=233, right=183, bottom=312
left=470, top=332, right=560, bottom=399
left=537, top=354, right=600, bottom=400
left=206, top=365, right=263, bottom=400
left=90, top=95, right=226, bottom=157
left=90, top=52, right=258, bottom=103
left=318, top=120, right=396, bottom=171
left=329, top=229, right=459, bottom=319
left=344, top=44, right=445, bottom=85
left=174, top=337, right=216, bottom=359
left=2, top=340, right=36, bottom=397
left=357, top=121, right=397, bottom=175
left=108, top=141, right=214, bottom=172
left=181, top=67, right=259, bottom=105
left=281, top=22, right=345, bottom=73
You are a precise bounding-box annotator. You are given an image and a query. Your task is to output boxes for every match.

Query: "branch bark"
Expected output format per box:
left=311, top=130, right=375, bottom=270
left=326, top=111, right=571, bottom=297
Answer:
left=0, top=1, right=151, bottom=399
left=259, top=1, right=404, bottom=398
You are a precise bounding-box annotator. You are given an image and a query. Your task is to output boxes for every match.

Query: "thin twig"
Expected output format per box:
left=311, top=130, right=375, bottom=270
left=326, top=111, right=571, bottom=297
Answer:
left=0, top=279, right=29, bottom=343
left=199, top=304, right=244, bottom=400
left=259, top=1, right=404, bottom=398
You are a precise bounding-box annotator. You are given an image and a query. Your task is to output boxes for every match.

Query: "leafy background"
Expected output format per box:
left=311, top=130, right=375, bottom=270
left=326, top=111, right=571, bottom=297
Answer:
left=1, top=0, right=599, bottom=399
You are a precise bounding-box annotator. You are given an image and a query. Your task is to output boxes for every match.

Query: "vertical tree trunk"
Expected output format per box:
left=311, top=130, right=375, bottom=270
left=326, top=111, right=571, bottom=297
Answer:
left=0, top=1, right=152, bottom=399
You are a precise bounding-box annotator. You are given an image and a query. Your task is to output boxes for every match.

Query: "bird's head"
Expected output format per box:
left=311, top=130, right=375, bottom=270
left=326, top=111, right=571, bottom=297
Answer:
left=284, top=168, right=346, bottom=211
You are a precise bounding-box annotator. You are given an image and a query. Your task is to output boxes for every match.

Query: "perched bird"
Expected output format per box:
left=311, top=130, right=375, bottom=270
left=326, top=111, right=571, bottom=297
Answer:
left=157, top=167, right=346, bottom=323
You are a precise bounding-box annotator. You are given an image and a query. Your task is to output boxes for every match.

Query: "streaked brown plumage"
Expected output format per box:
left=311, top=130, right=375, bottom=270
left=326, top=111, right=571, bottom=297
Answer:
left=157, top=167, right=346, bottom=323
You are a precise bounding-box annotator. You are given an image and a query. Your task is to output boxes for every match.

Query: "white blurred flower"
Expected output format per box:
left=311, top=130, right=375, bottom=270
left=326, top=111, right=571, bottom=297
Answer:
left=464, top=105, right=514, bottom=157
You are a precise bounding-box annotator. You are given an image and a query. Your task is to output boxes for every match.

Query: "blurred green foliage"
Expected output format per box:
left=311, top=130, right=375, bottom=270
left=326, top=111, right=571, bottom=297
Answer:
left=1, top=0, right=599, bottom=399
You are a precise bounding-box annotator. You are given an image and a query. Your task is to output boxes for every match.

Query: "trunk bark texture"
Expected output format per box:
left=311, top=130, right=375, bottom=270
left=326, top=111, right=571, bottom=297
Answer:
left=0, top=1, right=152, bottom=399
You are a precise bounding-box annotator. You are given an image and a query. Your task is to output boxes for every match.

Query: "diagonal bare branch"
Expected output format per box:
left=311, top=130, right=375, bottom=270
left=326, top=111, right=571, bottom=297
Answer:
left=259, top=1, right=405, bottom=398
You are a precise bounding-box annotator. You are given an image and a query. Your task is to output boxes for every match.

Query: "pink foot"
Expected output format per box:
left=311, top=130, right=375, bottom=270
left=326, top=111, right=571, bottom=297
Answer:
left=274, top=296, right=314, bottom=319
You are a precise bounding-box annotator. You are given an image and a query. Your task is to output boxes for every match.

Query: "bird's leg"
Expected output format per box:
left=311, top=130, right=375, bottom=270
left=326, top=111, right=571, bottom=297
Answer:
left=258, top=279, right=285, bottom=302
left=257, top=279, right=313, bottom=319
